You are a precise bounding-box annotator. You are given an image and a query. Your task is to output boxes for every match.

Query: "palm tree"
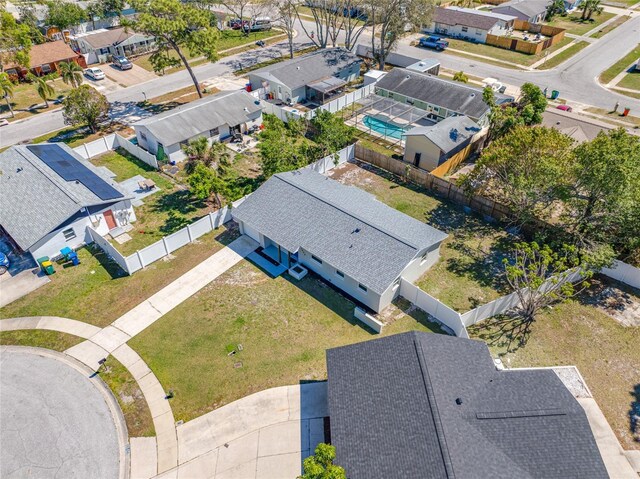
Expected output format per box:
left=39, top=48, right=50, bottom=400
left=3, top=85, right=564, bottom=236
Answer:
left=182, top=136, right=231, bottom=174
left=453, top=71, right=469, bottom=83
left=581, top=0, right=603, bottom=20
left=28, top=73, right=55, bottom=108
left=0, top=72, right=15, bottom=118
left=58, top=61, right=84, bottom=88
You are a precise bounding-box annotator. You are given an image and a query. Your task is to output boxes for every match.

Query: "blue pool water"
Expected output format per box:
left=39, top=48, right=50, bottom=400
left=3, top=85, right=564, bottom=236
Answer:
left=363, top=115, right=408, bottom=140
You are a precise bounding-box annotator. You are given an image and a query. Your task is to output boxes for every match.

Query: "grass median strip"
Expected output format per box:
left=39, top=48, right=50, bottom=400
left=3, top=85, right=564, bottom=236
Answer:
left=600, top=43, right=640, bottom=84
left=0, top=330, right=83, bottom=352
left=536, top=41, right=589, bottom=70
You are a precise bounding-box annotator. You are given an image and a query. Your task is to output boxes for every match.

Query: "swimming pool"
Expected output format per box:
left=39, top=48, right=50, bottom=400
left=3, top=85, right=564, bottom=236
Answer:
left=363, top=115, right=408, bottom=140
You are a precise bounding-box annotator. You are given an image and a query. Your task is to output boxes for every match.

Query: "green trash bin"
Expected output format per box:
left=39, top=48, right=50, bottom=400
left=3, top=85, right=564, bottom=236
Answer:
left=36, top=256, right=55, bottom=275
left=551, top=90, right=560, bottom=100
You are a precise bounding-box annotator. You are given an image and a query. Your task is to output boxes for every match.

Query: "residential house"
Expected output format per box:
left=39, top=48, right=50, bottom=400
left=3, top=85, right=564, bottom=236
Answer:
left=232, top=169, right=448, bottom=313
left=493, top=0, right=551, bottom=24
left=403, top=115, right=481, bottom=171
left=248, top=47, right=362, bottom=104
left=542, top=108, right=612, bottom=143
left=355, top=45, right=440, bottom=74
left=133, top=90, right=263, bottom=163
left=327, top=331, right=608, bottom=479
left=375, top=68, right=513, bottom=126
left=425, top=7, right=517, bottom=43
left=71, top=27, right=155, bottom=64
left=0, top=143, right=135, bottom=261
left=1, top=41, right=86, bottom=79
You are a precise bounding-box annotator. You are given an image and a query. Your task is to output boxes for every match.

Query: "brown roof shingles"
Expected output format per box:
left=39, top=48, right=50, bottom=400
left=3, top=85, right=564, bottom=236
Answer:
left=28, top=40, right=79, bottom=68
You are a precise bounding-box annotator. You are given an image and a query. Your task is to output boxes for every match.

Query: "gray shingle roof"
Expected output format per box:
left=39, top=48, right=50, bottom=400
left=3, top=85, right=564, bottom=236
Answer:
left=493, top=0, right=551, bottom=18
left=232, top=169, right=447, bottom=294
left=249, top=48, right=361, bottom=91
left=0, top=144, right=131, bottom=250
left=134, top=90, right=262, bottom=146
left=434, top=6, right=516, bottom=30
left=327, top=332, right=608, bottom=479
left=404, top=115, right=481, bottom=154
left=542, top=109, right=612, bottom=143
left=375, top=68, right=513, bottom=120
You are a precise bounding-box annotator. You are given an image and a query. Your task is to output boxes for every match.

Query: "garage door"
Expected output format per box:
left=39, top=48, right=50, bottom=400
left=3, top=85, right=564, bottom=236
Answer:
left=242, top=222, right=261, bottom=244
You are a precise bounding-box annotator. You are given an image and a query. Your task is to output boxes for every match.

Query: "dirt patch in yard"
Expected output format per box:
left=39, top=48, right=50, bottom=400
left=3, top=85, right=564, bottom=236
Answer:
left=582, top=277, right=640, bottom=327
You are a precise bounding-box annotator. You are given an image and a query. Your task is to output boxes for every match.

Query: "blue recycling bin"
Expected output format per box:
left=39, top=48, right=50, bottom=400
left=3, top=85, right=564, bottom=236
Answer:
left=68, top=251, right=80, bottom=266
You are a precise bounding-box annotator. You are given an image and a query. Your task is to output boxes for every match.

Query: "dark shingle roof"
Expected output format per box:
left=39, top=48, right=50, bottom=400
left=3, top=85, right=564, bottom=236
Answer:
left=327, top=332, right=608, bottom=479
left=232, top=169, right=447, bottom=294
left=434, top=6, right=516, bottom=30
left=375, top=68, right=513, bottom=120
left=248, top=48, right=361, bottom=91
left=0, top=144, right=131, bottom=250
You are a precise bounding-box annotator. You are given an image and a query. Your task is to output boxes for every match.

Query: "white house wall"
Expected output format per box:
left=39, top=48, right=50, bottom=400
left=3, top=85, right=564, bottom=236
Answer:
left=404, top=136, right=443, bottom=172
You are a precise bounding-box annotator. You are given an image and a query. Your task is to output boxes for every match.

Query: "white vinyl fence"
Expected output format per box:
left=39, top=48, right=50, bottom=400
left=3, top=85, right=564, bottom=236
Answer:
left=260, top=84, right=375, bottom=123
left=74, top=133, right=159, bottom=169
left=601, top=260, right=640, bottom=289
left=87, top=227, right=130, bottom=273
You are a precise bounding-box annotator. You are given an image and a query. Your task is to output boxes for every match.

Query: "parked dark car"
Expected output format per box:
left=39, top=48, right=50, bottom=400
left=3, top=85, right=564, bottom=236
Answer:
left=0, top=252, right=9, bottom=275
left=419, top=36, right=449, bottom=51
left=113, top=55, right=133, bottom=70
left=228, top=18, right=245, bottom=29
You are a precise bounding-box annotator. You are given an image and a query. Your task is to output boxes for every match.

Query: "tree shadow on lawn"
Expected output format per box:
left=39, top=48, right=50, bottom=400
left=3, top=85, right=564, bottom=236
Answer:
left=468, top=312, right=533, bottom=356
left=630, top=384, right=640, bottom=443
left=152, top=189, right=207, bottom=216
left=86, top=244, right=129, bottom=279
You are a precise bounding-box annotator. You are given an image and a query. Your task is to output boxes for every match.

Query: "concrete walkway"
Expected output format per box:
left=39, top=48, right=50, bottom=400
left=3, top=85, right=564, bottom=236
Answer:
left=158, top=382, right=328, bottom=479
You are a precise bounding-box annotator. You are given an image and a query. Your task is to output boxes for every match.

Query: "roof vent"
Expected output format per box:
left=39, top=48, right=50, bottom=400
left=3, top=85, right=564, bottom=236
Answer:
left=244, top=107, right=249, bottom=112
left=297, top=66, right=301, bottom=70
left=455, top=398, right=463, bottom=405
left=406, top=75, right=410, bottom=79
left=352, top=227, right=361, bottom=234
left=470, top=93, right=475, bottom=98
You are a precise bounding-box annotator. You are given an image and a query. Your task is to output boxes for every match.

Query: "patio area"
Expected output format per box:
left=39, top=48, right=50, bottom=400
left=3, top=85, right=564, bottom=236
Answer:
left=119, top=175, right=162, bottom=206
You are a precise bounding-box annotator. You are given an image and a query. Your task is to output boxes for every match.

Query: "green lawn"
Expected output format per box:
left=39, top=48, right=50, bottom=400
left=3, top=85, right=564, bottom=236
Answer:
left=0, top=226, right=238, bottom=327
left=30, top=123, right=135, bottom=147
left=591, top=14, right=630, bottom=38
left=0, top=77, right=74, bottom=122
left=618, top=70, right=640, bottom=91
left=600, top=44, right=640, bottom=83
left=444, top=37, right=573, bottom=67
left=469, top=281, right=640, bottom=450
left=0, top=330, right=82, bottom=351
left=329, top=162, right=512, bottom=312
left=545, top=11, right=616, bottom=36
left=130, top=260, right=447, bottom=421
left=536, top=41, right=589, bottom=70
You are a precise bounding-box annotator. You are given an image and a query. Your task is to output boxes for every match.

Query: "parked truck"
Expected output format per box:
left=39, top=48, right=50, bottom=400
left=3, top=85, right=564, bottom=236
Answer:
left=418, top=36, right=449, bottom=51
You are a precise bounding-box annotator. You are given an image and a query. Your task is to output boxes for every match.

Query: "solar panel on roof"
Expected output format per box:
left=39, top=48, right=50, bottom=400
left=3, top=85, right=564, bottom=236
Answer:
left=26, top=144, right=124, bottom=201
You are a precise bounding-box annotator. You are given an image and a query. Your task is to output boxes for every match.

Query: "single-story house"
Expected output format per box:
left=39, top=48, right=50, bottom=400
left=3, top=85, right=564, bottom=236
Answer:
left=375, top=68, right=513, bottom=126
left=133, top=90, right=263, bottom=163
left=70, top=27, right=155, bottom=64
left=248, top=47, right=362, bottom=104
left=1, top=40, right=86, bottom=79
left=403, top=115, right=481, bottom=171
left=542, top=108, right=612, bottom=143
left=327, top=331, right=608, bottom=479
left=0, top=143, right=135, bottom=261
left=232, top=169, right=448, bottom=313
left=424, top=7, right=517, bottom=43
left=355, top=45, right=440, bottom=74
left=493, top=0, right=551, bottom=24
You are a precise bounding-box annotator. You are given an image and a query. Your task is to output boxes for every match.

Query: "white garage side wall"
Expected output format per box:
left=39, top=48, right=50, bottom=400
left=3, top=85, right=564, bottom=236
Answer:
left=298, top=248, right=383, bottom=312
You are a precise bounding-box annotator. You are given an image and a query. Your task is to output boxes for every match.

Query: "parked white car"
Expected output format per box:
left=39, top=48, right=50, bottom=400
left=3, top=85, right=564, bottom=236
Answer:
left=85, top=67, right=105, bottom=80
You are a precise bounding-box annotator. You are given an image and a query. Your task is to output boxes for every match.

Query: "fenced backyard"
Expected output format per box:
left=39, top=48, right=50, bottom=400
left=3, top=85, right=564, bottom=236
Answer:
left=74, top=133, right=159, bottom=169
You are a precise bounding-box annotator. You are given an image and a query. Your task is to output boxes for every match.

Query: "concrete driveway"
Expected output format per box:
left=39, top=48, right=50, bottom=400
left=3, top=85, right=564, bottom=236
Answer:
left=104, top=63, right=158, bottom=88
left=0, top=347, right=127, bottom=479
left=149, top=382, right=328, bottom=479
left=0, top=236, right=48, bottom=307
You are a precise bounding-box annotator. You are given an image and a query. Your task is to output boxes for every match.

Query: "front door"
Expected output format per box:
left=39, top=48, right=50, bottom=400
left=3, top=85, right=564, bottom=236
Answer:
left=104, top=210, right=117, bottom=230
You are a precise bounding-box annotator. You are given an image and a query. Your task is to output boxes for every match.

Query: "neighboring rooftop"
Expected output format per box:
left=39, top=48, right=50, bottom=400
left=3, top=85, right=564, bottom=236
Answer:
left=71, top=27, right=137, bottom=49
left=249, top=47, right=361, bottom=90
left=433, top=6, right=516, bottom=30
left=375, top=68, right=513, bottom=120
left=493, top=0, right=551, bottom=18
left=3, top=40, right=79, bottom=70
left=0, top=144, right=130, bottom=250
left=404, top=115, right=481, bottom=153
left=327, top=332, right=608, bottom=479
left=232, top=169, right=447, bottom=294
left=133, top=90, right=262, bottom=145
left=542, top=108, right=612, bottom=143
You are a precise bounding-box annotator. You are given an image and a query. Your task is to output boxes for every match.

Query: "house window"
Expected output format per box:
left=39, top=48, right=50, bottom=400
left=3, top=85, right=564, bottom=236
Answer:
left=461, top=26, right=468, bottom=32
left=433, top=106, right=440, bottom=114
left=140, top=132, right=147, bottom=142
left=311, top=255, right=322, bottom=264
left=358, top=283, right=368, bottom=293
left=476, top=29, right=482, bottom=35
left=336, top=270, right=345, bottom=278
left=63, top=228, right=76, bottom=241
left=210, top=127, right=219, bottom=137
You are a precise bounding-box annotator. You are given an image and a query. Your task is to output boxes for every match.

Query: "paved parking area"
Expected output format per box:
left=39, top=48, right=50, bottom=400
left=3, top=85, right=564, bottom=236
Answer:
left=0, top=347, right=127, bottom=479
left=103, top=63, right=157, bottom=87
left=0, top=236, right=48, bottom=307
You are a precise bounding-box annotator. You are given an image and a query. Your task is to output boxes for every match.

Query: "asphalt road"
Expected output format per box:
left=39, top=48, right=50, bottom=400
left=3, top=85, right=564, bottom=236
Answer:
left=1, top=12, right=639, bottom=147
left=0, top=347, right=124, bottom=479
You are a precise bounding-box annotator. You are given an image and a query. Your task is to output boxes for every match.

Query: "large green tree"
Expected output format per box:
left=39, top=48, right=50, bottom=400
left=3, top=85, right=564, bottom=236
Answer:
left=131, top=0, right=219, bottom=97
left=18, top=4, right=45, bottom=44
left=299, top=443, right=346, bottom=479
left=0, top=11, right=32, bottom=69
left=566, top=128, right=640, bottom=259
left=62, top=84, right=110, bottom=132
left=311, top=109, right=356, bottom=159
left=45, top=1, right=88, bottom=30
left=463, top=125, right=575, bottom=227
